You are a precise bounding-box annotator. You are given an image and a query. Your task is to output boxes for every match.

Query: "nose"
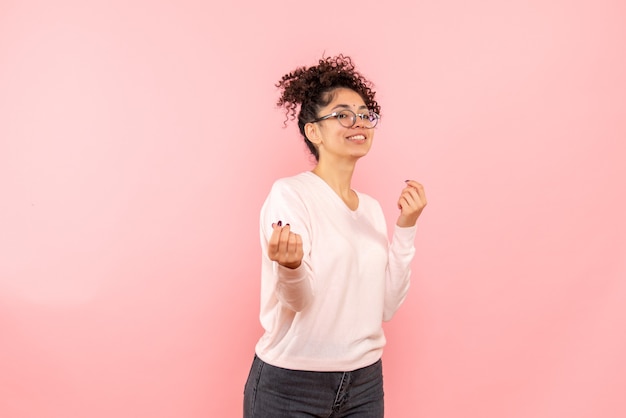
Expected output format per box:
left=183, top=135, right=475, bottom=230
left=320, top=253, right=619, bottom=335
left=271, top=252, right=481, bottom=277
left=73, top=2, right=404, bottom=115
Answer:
left=352, top=114, right=365, bottom=128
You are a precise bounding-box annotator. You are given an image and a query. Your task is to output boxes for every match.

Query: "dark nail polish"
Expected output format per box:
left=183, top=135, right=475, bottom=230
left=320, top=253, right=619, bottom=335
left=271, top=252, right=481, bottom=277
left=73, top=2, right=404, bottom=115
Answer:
left=277, top=220, right=282, bottom=226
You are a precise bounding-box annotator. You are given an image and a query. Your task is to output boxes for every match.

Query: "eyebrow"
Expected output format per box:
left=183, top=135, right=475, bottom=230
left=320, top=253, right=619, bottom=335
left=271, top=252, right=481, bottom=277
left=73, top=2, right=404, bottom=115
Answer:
left=330, top=104, right=369, bottom=111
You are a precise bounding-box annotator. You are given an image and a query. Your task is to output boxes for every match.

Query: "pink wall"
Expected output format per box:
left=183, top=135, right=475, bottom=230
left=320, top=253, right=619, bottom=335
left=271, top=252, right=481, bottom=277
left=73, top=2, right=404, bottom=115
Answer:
left=1, top=0, right=625, bottom=417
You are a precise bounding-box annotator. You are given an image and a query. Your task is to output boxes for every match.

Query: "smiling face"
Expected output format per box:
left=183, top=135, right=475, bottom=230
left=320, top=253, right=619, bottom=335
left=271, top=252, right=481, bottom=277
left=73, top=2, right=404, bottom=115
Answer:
left=304, top=88, right=375, bottom=163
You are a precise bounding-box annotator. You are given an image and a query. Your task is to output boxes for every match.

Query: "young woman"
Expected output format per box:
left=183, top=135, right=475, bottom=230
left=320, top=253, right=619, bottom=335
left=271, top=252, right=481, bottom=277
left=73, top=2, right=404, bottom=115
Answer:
left=244, top=55, right=427, bottom=417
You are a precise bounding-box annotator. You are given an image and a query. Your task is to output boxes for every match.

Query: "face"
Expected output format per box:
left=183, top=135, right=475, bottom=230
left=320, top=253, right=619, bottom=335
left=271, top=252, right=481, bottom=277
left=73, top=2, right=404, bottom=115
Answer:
left=305, top=88, right=375, bottom=162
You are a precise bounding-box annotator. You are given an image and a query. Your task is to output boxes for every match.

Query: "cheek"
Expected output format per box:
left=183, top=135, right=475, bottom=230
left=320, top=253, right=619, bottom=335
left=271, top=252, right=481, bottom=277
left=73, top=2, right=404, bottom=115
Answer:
left=320, top=126, right=346, bottom=140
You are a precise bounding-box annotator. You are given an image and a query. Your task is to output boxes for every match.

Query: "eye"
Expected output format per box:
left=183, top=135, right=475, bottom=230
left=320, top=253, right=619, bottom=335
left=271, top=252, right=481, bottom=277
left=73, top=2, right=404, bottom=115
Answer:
left=336, top=112, right=350, bottom=120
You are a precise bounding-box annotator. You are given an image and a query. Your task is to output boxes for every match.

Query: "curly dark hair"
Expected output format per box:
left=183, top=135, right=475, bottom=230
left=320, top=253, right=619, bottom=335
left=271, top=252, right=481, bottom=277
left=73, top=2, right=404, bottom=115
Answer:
left=276, top=54, right=380, bottom=161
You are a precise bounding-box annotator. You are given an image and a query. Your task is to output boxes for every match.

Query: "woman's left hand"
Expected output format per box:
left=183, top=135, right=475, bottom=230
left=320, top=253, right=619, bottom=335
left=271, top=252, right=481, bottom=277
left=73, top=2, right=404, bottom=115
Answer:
left=396, top=180, right=427, bottom=227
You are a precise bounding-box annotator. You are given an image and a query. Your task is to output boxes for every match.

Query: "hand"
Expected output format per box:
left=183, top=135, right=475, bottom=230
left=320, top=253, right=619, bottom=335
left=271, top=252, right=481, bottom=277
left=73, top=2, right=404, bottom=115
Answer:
left=267, top=222, right=304, bottom=269
left=396, top=180, right=427, bottom=227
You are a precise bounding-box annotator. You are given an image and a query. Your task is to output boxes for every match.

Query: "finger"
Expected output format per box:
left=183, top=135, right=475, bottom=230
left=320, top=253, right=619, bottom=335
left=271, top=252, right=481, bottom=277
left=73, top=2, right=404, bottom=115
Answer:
left=400, top=188, right=418, bottom=205
left=295, top=233, right=303, bottom=253
left=406, top=181, right=426, bottom=199
left=277, top=224, right=292, bottom=253
left=268, top=221, right=289, bottom=259
left=398, top=195, right=414, bottom=211
left=404, top=180, right=423, bottom=190
left=406, top=184, right=426, bottom=204
left=398, top=192, right=411, bottom=207
left=287, top=231, right=299, bottom=256
left=406, top=181, right=427, bottom=204
left=293, top=233, right=304, bottom=262
left=400, top=188, right=426, bottom=213
left=279, top=229, right=304, bottom=268
left=401, top=182, right=420, bottom=201
left=398, top=190, right=412, bottom=210
left=268, top=223, right=282, bottom=254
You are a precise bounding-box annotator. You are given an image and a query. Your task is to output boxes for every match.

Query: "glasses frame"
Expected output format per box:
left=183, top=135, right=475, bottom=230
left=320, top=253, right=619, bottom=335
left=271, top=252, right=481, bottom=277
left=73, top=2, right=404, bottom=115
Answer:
left=310, top=109, right=380, bottom=129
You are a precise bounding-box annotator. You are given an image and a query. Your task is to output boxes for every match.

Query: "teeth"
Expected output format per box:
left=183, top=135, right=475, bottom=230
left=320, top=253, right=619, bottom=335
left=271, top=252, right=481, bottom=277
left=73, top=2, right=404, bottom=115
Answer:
left=348, top=135, right=365, bottom=140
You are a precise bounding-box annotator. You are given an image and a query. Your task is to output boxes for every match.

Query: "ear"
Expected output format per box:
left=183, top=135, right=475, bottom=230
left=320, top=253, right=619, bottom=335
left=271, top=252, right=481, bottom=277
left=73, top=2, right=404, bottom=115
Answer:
left=305, top=122, right=322, bottom=145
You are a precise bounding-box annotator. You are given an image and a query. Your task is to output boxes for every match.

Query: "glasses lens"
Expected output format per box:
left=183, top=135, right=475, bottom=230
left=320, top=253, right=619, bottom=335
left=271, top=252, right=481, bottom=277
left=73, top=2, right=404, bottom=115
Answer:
left=336, top=110, right=356, bottom=128
left=362, top=112, right=379, bottom=128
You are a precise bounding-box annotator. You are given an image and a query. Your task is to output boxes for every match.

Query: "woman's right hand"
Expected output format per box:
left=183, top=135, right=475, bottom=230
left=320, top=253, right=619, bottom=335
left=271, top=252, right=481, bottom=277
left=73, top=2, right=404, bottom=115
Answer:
left=268, top=222, right=304, bottom=269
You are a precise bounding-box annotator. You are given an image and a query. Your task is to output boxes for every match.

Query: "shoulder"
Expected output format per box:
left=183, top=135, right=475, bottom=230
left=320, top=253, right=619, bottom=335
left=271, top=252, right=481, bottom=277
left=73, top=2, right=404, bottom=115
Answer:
left=265, top=172, right=316, bottom=203
left=270, top=172, right=317, bottom=195
left=261, top=173, right=315, bottom=224
left=273, top=171, right=316, bottom=187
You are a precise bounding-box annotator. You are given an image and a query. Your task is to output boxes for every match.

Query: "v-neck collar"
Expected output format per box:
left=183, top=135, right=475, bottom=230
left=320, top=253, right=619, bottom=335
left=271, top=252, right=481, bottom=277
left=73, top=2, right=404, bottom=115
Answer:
left=305, top=171, right=360, bottom=215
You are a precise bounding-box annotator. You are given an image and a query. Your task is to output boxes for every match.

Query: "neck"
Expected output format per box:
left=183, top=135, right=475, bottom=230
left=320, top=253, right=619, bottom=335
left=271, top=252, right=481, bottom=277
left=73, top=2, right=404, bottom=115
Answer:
left=311, top=156, right=357, bottom=198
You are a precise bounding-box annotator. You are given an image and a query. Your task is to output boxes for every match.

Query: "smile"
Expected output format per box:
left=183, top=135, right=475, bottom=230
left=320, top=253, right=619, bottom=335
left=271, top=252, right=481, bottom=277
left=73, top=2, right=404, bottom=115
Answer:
left=346, top=134, right=366, bottom=141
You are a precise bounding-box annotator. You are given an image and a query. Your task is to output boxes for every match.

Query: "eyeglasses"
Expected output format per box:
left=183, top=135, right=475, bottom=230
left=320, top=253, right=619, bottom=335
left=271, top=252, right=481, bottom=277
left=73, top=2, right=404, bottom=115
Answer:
left=310, top=109, right=380, bottom=129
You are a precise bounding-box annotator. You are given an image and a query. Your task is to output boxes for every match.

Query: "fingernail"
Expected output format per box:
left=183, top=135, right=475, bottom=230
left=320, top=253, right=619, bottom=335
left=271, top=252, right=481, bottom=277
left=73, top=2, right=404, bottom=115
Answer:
left=404, top=179, right=410, bottom=183
left=285, top=223, right=290, bottom=226
left=271, top=223, right=276, bottom=228
left=277, top=220, right=282, bottom=226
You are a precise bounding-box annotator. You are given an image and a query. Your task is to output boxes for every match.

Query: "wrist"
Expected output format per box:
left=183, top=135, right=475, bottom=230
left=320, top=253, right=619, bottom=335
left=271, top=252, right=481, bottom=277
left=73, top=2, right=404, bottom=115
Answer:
left=396, top=214, right=418, bottom=228
left=279, top=260, right=302, bottom=270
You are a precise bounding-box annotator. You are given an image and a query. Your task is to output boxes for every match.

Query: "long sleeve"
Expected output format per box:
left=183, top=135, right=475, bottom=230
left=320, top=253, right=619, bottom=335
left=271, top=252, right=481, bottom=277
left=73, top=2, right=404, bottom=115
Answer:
left=383, top=224, right=417, bottom=321
left=272, top=263, right=313, bottom=312
left=259, top=180, right=314, bottom=314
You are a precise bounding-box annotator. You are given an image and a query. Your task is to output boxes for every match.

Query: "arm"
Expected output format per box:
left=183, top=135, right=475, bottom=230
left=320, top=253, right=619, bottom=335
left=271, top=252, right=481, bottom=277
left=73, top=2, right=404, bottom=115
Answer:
left=260, top=181, right=313, bottom=312
left=383, top=180, right=427, bottom=320
left=384, top=224, right=417, bottom=321
left=267, top=222, right=311, bottom=312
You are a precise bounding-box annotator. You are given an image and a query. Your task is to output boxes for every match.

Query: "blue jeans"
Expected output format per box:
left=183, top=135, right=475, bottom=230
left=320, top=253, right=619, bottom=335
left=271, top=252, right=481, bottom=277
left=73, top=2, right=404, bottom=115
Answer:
left=243, top=355, right=384, bottom=417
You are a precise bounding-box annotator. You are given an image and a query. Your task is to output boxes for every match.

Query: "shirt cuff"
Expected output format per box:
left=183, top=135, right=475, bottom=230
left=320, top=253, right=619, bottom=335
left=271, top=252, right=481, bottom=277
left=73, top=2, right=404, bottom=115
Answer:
left=392, top=224, right=417, bottom=250
left=276, top=263, right=307, bottom=283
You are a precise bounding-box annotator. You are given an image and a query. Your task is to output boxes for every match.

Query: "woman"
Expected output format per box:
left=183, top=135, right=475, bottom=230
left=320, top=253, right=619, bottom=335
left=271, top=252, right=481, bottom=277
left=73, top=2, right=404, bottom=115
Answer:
left=244, top=55, right=427, bottom=417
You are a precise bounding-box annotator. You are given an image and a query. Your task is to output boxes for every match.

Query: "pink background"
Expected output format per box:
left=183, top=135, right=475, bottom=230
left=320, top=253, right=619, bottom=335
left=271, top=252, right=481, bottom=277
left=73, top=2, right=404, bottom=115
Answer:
left=1, top=0, right=625, bottom=417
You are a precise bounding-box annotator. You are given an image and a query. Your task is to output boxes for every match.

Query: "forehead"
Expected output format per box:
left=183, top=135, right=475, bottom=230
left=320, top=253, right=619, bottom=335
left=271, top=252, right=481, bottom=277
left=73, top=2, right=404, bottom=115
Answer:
left=323, top=88, right=367, bottom=109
